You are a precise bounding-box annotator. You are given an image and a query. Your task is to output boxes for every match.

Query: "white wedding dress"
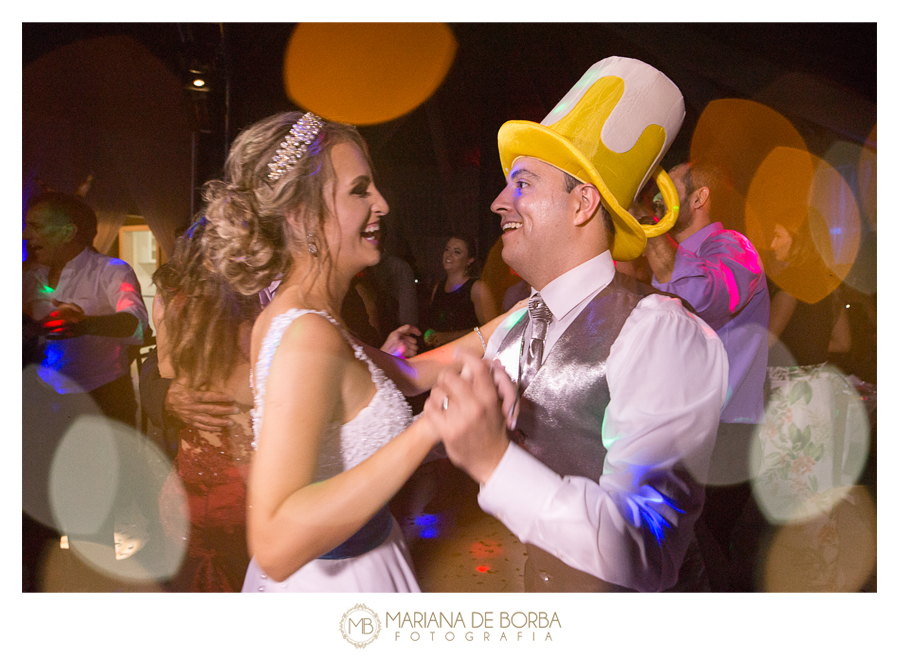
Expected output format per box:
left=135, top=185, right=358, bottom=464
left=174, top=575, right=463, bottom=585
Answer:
left=242, top=309, right=420, bottom=592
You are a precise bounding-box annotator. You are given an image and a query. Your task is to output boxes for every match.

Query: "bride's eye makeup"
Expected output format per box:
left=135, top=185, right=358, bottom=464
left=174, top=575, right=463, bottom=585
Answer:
left=350, top=176, right=372, bottom=198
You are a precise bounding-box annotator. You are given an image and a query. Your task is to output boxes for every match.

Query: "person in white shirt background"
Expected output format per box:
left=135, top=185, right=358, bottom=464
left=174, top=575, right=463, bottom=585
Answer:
left=23, top=191, right=154, bottom=588
left=23, top=191, right=149, bottom=423
left=422, top=57, right=729, bottom=592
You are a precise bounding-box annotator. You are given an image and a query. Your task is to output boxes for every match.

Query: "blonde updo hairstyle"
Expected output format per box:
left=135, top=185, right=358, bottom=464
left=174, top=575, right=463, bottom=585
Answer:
left=201, top=111, right=372, bottom=296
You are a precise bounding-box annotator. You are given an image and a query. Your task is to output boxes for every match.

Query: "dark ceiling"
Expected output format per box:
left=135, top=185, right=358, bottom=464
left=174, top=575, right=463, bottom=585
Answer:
left=22, top=22, right=877, bottom=159
left=23, top=22, right=877, bottom=280
left=22, top=23, right=877, bottom=119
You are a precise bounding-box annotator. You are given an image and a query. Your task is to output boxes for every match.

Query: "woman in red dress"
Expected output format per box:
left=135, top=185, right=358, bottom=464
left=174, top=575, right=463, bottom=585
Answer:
left=153, top=220, right=259, bottom=592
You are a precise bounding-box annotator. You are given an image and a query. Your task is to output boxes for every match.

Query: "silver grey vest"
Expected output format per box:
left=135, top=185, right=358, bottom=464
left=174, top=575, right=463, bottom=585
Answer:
left=495, top=273, right=707, bottom=592
left=497, top=272, right=651, bottom=481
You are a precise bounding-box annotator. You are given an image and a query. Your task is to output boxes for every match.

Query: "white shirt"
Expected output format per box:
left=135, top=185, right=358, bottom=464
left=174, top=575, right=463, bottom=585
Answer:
left=23, top=248, right=149, bottom=393
left=481, top=251, right=728, bottom=592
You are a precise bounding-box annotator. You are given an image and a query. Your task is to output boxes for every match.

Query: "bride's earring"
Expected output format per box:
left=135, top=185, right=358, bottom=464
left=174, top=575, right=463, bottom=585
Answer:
left=307, top=231, right=319, bottom=256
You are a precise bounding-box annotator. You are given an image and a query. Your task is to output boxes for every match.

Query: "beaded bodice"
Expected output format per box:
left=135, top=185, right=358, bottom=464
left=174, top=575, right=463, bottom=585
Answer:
left=250, top=309, right=412, bottom=481
left=175, top=414, right=253, bottom=487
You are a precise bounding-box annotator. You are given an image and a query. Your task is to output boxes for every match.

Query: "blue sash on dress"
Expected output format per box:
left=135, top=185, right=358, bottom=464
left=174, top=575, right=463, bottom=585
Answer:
left=318, top=505, right=393, bottom=560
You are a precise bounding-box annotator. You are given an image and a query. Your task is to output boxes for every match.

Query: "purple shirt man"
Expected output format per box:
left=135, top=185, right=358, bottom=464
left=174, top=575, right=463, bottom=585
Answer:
left=652, top=221, right=769, bottom=424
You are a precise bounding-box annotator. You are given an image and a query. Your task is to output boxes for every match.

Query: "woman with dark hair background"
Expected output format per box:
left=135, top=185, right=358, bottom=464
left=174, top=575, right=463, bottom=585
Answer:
left=423, top=234, right=499, bottom=349
left=767, top=218, right=850, bottom=367
left=727, top=217, right=871, bottom=591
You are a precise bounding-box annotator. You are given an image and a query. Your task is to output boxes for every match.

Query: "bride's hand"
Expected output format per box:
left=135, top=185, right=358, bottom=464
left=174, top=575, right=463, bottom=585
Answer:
left=454, top=350, right=518, bottom=430
left=422, top=350, right=516, bottom=484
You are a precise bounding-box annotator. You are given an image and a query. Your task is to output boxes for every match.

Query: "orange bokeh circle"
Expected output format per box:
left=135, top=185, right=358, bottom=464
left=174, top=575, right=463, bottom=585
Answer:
left=284, top=23, right=457, bottom=126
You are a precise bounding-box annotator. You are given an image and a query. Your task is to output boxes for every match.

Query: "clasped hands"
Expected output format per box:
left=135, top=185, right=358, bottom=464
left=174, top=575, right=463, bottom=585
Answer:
left=423, top=349, right=518, bottom=484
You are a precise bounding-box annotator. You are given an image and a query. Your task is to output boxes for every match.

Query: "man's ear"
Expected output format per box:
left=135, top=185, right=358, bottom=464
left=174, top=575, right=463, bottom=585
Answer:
left=59, top=222, right=77, bottom=243
left=573, top=184, right=602, bottom=227
left=694, top=186, right=710, bottom=209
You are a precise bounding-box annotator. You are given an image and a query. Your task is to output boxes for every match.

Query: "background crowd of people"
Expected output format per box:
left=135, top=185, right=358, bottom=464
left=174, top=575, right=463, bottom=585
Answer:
left=21, top=159, right=878, bottom=595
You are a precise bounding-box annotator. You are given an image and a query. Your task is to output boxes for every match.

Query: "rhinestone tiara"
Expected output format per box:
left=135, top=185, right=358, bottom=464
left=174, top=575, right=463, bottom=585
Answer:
left=266, top=112, right=325, bottom=182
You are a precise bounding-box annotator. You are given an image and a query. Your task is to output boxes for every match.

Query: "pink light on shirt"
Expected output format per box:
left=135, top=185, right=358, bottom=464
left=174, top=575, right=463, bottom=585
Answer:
left=115, top=281, right=138, bottom=312
left=723, top=264, right=740, bottom=314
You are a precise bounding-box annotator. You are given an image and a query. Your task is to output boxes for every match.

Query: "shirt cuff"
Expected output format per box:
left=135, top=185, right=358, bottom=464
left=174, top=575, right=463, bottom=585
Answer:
left=477, top=442, right=562, bottom=534
left=115, top=306, right=149, bottom=344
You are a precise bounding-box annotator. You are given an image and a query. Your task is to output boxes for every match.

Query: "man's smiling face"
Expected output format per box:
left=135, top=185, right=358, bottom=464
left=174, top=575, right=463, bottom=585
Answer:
left=490, top=157, right=575, bottom=287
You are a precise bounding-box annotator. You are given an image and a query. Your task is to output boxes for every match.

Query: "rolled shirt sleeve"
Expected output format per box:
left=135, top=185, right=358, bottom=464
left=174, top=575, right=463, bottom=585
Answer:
left=28, top=249, right=151, bottom=393
left=655, top=228, right=765, bottom=332
left=478, top=295, right=728, bottom=591
left=104, top=259, right=150, bottom=344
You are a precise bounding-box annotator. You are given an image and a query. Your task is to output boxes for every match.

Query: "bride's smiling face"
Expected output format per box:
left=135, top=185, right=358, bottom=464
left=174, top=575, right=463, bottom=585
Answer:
left=323, top=141, right=389, bottom=274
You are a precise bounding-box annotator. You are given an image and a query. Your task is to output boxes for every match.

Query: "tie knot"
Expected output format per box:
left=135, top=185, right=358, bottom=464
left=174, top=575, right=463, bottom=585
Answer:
left=528, top=294, right=552, bottom=326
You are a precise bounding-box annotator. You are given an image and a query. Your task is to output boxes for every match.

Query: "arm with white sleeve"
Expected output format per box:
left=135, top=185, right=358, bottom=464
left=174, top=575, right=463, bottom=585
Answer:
left=474, top=296, right=728, bottom=591
left=44, top=259, right=149, bottom=342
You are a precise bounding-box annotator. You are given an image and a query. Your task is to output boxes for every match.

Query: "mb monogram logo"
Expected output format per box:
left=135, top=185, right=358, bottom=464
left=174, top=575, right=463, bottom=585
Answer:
left=340, top=604, right=382, bottom=648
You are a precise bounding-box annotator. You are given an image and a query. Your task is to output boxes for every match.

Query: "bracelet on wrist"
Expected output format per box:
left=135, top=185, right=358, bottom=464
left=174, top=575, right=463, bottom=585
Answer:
left=473, top=326, right=486, bottom=354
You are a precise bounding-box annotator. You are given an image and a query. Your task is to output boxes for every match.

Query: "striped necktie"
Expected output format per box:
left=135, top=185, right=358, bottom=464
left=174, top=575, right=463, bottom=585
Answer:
left=520, top=293, right=552, bottom=391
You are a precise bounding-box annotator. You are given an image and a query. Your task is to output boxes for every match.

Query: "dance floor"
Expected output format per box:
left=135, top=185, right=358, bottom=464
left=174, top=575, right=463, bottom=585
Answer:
left=28, top=457, right=527, bottom=593
left=391, top=458, right=527, bottom=593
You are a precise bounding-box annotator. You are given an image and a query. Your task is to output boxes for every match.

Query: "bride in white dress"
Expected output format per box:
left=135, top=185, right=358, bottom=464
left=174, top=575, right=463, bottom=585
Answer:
left=198, top=112, right=516, bottom=592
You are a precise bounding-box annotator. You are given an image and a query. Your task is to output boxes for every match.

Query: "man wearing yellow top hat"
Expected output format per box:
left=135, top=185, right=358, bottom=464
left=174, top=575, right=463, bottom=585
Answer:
left=424, top=57, right=728, bottom=592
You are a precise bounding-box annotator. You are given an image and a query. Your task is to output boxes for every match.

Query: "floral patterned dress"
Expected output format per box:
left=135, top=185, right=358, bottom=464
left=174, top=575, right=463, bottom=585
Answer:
left=749, top=363, right=873, bottom=590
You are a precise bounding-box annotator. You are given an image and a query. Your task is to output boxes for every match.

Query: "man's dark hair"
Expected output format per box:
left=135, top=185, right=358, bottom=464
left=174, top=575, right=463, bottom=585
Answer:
left=682, top=161, right=729, bottom=196
left=681, top=161, right=735, bottom=222
left=562, top=171, right=581, bottom=194
left=562, top=171, right=615, bottom=236
left=27, top=191, right=98, bottom=246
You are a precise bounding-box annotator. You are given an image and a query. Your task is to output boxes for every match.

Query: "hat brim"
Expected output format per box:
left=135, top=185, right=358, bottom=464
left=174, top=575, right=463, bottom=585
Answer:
left=498, top=120, right=677, bottom=261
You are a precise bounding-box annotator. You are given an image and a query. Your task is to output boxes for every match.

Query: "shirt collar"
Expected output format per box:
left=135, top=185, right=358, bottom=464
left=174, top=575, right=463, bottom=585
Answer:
left=680, top=222, right=723, bottom=251
left=533, top=251, right=615, bottom=322
left=28, top=247, right=91, bottom=280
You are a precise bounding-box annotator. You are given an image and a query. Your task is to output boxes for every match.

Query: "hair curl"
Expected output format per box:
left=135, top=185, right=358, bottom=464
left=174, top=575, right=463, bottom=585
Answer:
left=153, top=219, right=260, bottom=389
left=199, top=112, right=372, bottom=296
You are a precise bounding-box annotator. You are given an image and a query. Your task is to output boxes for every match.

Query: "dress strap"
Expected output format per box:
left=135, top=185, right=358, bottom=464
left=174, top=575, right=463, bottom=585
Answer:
left=250, top=308, right=341, bottom=449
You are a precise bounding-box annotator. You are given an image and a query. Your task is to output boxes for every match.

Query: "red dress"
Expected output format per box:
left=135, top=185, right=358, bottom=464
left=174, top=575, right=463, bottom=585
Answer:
left=158, top=410, right=253, bottom=592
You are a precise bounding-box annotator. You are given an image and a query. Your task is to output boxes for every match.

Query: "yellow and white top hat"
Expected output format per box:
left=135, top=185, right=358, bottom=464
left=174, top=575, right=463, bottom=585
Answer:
left=498, top=56, right=685, bottom=261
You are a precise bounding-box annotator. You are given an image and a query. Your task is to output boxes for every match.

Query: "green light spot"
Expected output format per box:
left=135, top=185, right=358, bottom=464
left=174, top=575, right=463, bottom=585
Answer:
left=508, top=307, right=527, bottom=325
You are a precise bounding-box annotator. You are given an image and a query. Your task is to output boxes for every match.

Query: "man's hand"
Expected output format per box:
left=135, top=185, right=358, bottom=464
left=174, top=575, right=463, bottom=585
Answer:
left=381, top=324, right=422, bottom=358
left=423, top=350, right=517, bottom=484
left=43, top=300, right=86, bottom=339
left=165, top=380, right=239, bottom=431
left=43, top=301, right=140, bottom=339
left=642, top=233, right=678, bottom=283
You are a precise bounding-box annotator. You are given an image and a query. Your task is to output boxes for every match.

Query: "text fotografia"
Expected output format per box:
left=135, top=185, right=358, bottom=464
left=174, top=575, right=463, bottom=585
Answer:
left=386, top=611, right=561, bottom=642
